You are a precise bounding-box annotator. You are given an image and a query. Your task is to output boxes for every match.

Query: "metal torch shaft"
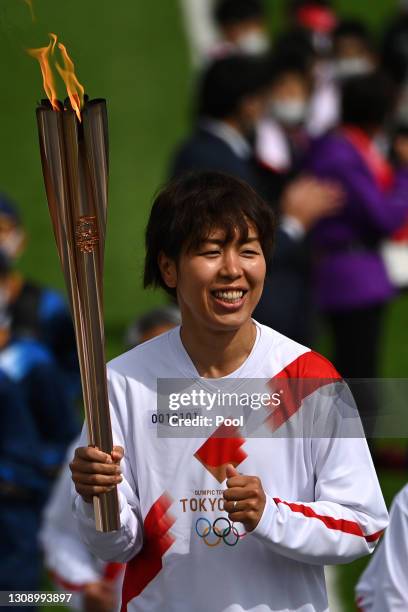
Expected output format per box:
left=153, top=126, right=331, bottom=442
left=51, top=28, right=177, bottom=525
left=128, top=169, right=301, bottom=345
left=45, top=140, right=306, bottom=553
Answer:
left=36, top=101, right=119, bottom=532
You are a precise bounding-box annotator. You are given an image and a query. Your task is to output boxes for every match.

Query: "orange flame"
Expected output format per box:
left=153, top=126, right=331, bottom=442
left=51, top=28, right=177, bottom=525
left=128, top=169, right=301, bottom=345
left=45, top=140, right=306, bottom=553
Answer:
left=27, top=37, right=59, bottom=111
left=55, top=40, right=85, bottom=122
left=27, top=33, right=85, bottom=121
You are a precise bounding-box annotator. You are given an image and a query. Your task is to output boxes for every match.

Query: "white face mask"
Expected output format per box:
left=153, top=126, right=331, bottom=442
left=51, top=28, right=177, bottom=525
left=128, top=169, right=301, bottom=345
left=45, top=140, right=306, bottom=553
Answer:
left=236, top=31, right=270, bottom=56
left=334, top=57, right=373, bottom=80
left=270, top=99, right=308, bottom=126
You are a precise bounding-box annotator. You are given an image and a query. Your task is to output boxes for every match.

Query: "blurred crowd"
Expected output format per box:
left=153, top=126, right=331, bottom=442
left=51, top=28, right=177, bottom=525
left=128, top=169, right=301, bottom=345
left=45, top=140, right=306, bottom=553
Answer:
left=1, top=0, right=408, bottom=610
left=171, top=0, right=408, bottom=440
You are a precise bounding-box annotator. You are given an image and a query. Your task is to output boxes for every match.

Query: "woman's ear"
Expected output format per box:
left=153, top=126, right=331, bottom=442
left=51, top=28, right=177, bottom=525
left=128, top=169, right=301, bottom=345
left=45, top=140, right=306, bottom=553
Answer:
left=158, top=252, right=177, bottom=289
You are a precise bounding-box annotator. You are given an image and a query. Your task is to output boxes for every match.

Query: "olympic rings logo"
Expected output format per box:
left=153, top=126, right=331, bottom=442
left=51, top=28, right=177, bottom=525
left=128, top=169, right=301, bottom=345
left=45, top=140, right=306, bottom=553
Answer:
left=195, top=517, right=247, bottom=547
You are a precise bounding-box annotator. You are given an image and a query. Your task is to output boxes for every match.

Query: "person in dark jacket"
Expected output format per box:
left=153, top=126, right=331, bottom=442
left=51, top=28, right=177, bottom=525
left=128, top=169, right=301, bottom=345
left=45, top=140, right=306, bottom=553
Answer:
left=0, top=366, right=49, bottom=598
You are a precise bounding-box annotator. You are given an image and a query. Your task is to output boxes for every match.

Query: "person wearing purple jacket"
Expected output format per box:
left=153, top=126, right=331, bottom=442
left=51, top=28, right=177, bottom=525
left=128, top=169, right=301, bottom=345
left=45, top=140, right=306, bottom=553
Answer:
left=305, top=72, right=408, bottom=433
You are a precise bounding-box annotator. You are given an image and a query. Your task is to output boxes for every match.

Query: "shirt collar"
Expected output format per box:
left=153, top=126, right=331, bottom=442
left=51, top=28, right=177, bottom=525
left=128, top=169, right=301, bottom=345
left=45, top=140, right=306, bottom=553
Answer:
left=200, top=118, right=252, bottom=160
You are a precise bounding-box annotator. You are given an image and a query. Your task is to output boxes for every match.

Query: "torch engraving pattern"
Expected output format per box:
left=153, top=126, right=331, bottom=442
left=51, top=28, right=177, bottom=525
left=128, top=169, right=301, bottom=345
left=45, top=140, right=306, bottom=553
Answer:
left=76, top=216, right=99, bottom=253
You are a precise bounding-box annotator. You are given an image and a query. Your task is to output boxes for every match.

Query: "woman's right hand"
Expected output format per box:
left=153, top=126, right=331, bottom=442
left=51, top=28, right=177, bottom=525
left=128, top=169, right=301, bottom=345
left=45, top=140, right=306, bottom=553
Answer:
left=69, top=446, right=124, bottom=503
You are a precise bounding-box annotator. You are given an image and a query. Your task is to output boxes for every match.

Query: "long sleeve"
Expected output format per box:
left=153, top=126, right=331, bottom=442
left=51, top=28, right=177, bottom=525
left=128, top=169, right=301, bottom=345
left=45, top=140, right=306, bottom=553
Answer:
left=250, top=388, right=388, bottom=565
left=307, top=137, right=408, bottom=238
left=72, top=372, right=144, bottom=563
left=338, top=163, right=408, bottom=236
left=355, top=487, right=408, bottom=612
left=40, top=441, right=103, bottom=586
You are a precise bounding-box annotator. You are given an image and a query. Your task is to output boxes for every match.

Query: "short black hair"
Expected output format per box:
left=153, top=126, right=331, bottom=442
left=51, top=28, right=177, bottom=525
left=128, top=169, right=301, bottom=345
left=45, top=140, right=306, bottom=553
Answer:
left=268, top=48, right=313, bottom=88
left=274, top=28, right=316, bottom=65
left=144, top=171, right=275, bottom=297
left=198, top=55, right=270, bottom=119
left=341, top=72, right=395, bottom=129
left=214, top=0, right=265, bottom=27
left=333, top=19, right=373, bottom=48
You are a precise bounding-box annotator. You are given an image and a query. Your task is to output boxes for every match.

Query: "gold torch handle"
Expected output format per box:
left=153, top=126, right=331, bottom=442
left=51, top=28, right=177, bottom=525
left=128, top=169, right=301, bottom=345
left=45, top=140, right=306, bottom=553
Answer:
left=74, top=217, right=120, bottom=531
left=36, top=100, right=120, bottom=532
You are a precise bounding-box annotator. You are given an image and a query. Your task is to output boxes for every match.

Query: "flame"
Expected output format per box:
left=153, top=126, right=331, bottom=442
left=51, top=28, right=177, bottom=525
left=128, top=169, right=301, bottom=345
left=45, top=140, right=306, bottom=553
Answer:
left=50, top=32, right=58, bottom=54
left=55, top=40, right=85, bottom=122
left=27, top=38, right=59, bottom=111
left=24, top=0, right=35, bottom=22
left=27, top=33, right=85, bottom=122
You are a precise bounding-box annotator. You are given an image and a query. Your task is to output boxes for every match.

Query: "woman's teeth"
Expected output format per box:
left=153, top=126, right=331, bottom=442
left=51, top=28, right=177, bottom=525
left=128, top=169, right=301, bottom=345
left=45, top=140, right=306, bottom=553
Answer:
left=213, top=290, right=244, bottom=303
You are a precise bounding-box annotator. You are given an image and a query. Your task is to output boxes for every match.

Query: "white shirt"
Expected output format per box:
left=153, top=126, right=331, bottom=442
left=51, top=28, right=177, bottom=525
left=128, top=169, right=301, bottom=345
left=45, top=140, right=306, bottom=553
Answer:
left=40, top=440, right=124, bottom=610
left=73, top=322, right=388, bottom=612
left=355, top=484, right=408, bottom=611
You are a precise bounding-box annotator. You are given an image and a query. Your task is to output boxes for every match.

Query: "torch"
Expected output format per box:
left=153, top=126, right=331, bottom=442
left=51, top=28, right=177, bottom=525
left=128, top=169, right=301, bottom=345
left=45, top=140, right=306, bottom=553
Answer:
left=29, top=35, right=120, bottom=531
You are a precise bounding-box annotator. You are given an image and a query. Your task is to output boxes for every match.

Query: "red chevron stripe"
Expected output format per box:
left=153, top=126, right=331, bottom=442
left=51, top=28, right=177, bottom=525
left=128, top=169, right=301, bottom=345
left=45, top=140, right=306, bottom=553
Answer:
left=273, top=498, right=383, bottom=542
left=266, top=350, right=341, bottom=431
left=120, top=493, right=175, bottom=612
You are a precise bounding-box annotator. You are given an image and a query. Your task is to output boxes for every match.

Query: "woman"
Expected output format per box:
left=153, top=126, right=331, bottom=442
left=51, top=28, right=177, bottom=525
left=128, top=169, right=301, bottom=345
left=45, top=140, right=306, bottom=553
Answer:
left=69, top=171, right=387, bottom=612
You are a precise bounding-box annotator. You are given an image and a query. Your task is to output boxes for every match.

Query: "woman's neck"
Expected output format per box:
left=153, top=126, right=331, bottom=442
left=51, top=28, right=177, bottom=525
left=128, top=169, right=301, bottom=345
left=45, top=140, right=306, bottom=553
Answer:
left=180, top=318, right=257, bottom=378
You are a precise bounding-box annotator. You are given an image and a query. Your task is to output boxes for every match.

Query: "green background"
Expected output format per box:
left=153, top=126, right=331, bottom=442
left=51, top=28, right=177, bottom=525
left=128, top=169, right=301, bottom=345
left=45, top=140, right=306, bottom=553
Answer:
left=0, top=1, right=407, bottom=609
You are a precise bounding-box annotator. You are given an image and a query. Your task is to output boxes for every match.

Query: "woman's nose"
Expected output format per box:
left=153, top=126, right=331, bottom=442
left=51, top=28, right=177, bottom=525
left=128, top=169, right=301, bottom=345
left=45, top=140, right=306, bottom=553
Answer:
left=219, top=251, right=242, bottom=279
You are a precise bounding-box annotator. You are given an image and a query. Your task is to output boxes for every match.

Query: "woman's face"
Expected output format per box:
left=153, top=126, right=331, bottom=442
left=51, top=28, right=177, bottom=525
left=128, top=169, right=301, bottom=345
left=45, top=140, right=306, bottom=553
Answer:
left=159, top=224, right=266, bottom=334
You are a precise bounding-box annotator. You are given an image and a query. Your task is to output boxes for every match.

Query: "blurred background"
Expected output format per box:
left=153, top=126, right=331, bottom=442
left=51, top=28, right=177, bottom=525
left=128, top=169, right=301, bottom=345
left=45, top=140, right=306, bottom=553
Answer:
left=0, top=1, right=407, bottom=610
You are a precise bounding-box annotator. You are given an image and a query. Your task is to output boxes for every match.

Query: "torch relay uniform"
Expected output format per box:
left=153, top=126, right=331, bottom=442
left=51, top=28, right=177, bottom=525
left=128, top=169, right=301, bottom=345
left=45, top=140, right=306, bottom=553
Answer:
left=73, top=321, right=388, bottom=612
left=41, top=440, right=124, bottom=610
left=355, top=484, right=408, bottom=612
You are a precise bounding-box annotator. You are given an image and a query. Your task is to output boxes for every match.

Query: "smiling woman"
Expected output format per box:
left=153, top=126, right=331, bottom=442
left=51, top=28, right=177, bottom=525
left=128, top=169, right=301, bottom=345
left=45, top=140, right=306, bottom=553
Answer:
left=143, top=171, right=275, bottom=372
left=69, top=169, right=388, bottom=612
left=144, top=170, right=276, bottom=296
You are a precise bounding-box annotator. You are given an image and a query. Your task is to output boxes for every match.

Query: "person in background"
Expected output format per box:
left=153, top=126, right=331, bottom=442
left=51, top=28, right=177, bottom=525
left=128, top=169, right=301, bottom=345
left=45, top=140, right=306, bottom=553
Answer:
left=212, top=0, right=270, bottom=58
left=171, top=55, right=271, bottom=189
left=382, top=0, right=408, bottom=87
left=0, top=194, right=80, bottom=399
left=124, top=304, right=181, bottom=349
left=306, top=18, right=378, bottom=137
left=0, top=363, right=48, bottom=603
left=332, top=19, right=377, bottom=81
left=170, top=54, right=342, bottom=345
left=0, top=292, right=79, bottom=483
left=285, top=0, right=338, bottom=136
left=40, top=307, right=181, bottom=612
left=256, top=51, right=314, bottom=200
left=304, top=72, right=408, bottom=433
left=288, top=0, right=337, bottom=51
left=382, top=1, right=408, bottom=127
left=355, top=483, right=408, bottom=612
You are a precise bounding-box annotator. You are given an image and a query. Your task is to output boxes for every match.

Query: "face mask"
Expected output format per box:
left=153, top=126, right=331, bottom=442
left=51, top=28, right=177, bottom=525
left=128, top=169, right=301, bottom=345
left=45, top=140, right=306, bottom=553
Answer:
left=236, top=31, right=270, bottom=56
left=334, top=57, right=373, bottom=80
left=270, top=99, right=308, bottom=126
